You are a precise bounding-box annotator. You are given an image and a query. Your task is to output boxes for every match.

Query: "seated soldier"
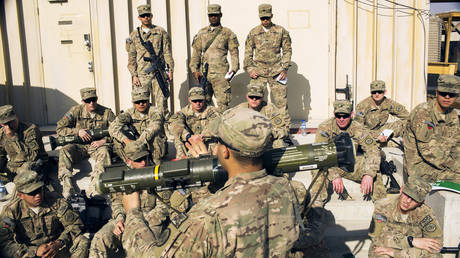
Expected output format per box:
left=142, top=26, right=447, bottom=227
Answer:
left=355, top=80, right=409, bottom=144
left=57, top=87, right=115, bottom=198
left=235, top=84, right=290, bottom=148
left=0, top=170, right=89, bottom=257
left=368, top=176, right=443, bottom=258
left=109, top=87, right=167, bottom=166
left=169, top=87, right=220, bottom=159
left=0, top=105, right=48, bottom=184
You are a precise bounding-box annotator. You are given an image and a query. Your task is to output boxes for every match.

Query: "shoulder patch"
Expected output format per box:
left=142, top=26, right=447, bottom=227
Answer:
left=365, top=136, right=374, bottom=145
left=356, top=111, right=364, bottom=117
left=424, top=223, right=436, bottom=232
left=320, top=131, right=330, bottom=138
left=419, top=215, right=433, bottom=228
left=375, top=213, right=387, bottom=222
left=424, top=121, right=435, bottom=129
left=64, top=211, right=76, bottom=222
left=64, top=112, right=74, bottom=122
left=273, top=117, right=282, bottom=126
left=2, top=217, right=15, bottom=228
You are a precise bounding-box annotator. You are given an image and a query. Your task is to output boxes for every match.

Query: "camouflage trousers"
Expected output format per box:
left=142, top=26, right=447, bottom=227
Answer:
left=206, top=72, right=231, bottom=113
left=57, top=234, right=90, bottom=258
left=250, top=76, right=291, bottom=128
left=89, top=220, right=124, bottom=258
left=138, top=73, right=170, bottom=118
left=407, top=161, right=460, bottom=184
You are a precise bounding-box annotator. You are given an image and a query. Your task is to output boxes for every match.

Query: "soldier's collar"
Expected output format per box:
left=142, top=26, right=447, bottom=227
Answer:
left=223, top=169, right=267, bottom=188
left=208, top=24, right=222, bottom=31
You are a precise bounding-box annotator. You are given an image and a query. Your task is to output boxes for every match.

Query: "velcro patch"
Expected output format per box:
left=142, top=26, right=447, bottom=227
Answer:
left=424, top=121, right=435, bottom=129
left=356, top=111, right=364, bottom=117
left=375, top=213, right=387, bottom=222
left=419, top=215, right=433, bottom=228
left=425, top=223, right=436, bottom=232
left=3, top=217, right=15, bottom=228
left=64, top=112, right=74, bottom=122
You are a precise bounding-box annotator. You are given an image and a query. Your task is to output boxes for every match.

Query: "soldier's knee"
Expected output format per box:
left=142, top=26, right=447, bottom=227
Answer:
left=69, top=235, right=90, bottom=258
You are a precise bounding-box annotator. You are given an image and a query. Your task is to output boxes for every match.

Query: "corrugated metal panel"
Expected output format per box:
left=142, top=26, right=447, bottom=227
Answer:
left=428, top=16, right=442, bottom=62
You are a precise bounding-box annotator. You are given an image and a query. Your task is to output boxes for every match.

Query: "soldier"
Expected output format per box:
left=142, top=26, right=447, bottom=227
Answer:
left=368, top=176, right=443, bottom=258
left=121, top=108, right=301, bottom=256
left=404, top=74, right=460, bottom=183
left=0, top=105, right=48, bottom=183
left=189, top=4, right=239, bottom=113
left=127, top=4, right=174, bottom=117
left=109, top=87, right=166, bottom=166
left=169, top=87, right=220, bottom=159
left=0, top=170, right=89, bottom=257
left=355, top=80, right=409, bottom=143
left=57, top=87, right=115, bottom=199
left=244, top=3, right=292, bottom=128
left=235, top=84, right=289, bottom=148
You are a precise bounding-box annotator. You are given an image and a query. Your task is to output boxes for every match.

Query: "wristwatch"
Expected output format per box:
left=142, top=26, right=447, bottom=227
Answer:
left=407, top=236, right=414, bottom=248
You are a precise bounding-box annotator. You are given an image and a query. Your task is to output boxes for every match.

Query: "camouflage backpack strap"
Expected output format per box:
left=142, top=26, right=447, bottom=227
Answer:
left=203, top=27, right=222, bottom=54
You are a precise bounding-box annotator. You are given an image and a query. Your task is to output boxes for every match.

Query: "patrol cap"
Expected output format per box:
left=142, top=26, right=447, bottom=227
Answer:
left=247, top=84, right=264, bottom=97
left=132, top=87, right=150, bottom=102
left=402, top=176, right=431, bottom=203
left=0, top=105, right=16, bottom=124
left=209, top=108, right=272, bottom=157
left=14, top=170, right=44, bottom=194
left=124, top=142, right=149, bottom=161
left=207, top=4, right=221, bottom=15
left=333, top=100, right=353, bottom=114
left=137, top=4, right=151, bottom=16
left=370, top=80, right=385, bottom=91
left=259, top=3, right=273, bottom=18
left=188, top=87, right=205, bottom=101
left=80, top=87, right=97, bottom=100
left=437, top=74, right=460, bottom=94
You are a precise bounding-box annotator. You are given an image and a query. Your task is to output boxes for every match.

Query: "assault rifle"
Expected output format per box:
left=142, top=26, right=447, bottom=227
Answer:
left=69, top=190, right=110, bottom=233
left=380, top=158, right=400, bottom=194
left=121, top=124, right=140, bottom=141
left=49, top=128, right=109, bottom=150
left=199, top=63, right=209, bottom=95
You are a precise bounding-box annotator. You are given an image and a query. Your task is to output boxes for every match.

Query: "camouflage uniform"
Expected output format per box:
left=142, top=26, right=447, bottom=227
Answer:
left=0, top=170, right=89, bottom=258
left=127, top=4, right=174, bottom=116
left=169, top=87, right=220, bottom=158
left=244, top=4, right=292, bottom=126
left=57, top=88, right=115, bottom=198
left=122, top=108, right=300, bottom=257
left=355, top=80, right=409, bottom=139
left=368, top=177, right=443, bottom=258
left=189, top=4, right=239, bottom=113
left=109, top=87, right=166, bottom=165
left=403, top=75, right=460, bottom=183
left=236, top=84, right=289, bottom=148
left=0, top=105, right=48, bottom=182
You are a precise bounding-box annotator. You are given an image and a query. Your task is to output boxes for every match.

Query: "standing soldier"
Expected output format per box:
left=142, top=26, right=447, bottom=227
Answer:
left=190, top=4, right=239, bottom=113
left=127, top=4, right=174, bottom=118
left=169, top=87, right=220, bottom=159
left=109, top=87, right=166, bottom=166
left=235, top=84, right=289, bottom=148
left=404, top=74, right=460, bottom=183
left=0, top=105, right=48, bottom=183
left=57, top=87, right=115, bottom=199
left=355, top=80, right=409, bottom=144
left=244, top=3, right=292, bottom=128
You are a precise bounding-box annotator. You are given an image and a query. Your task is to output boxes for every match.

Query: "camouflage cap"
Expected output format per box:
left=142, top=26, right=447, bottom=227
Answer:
left=207, top=4, right=221, bottom=15
left=258, top=3, right=273, bottom=18
left=209, top=108, right=272, bottom=157
left=247, top=84, right=264, bottom=97
left=188, top=87, right=205, bottom=101
left=132, top=87, right=150, bottom=102
left=437, top=74, right=460, bottom=94
left=402, top=176, right=431, bottom=203
left=124, top=142, right=149, bottom=161
left=14, top=170, right=44, bottom=194
left=370, top=80, right=385, bottom=91
left=137, top=4, right=151, bottom=16
left=0, top=105, right=16, bottom=124
left=80, top=87, right=97, bottom=100
left=333, top=100, right=353, bottom=114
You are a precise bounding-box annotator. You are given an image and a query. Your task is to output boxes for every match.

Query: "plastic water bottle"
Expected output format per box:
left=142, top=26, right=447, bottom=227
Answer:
left=300, top=120, right=307, bottom=136
left=0, top=180, right=7, bottom=199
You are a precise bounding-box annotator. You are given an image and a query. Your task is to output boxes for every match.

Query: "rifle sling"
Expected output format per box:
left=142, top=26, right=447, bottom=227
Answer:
left=202, top=27, right=222, bottom=59
left=137, top=27, right=163, bottom=59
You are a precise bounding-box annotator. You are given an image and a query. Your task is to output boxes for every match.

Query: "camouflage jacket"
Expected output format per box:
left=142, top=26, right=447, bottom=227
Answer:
left=189, top=25, right=239, bottom=74
left=169, top=104, right=220, bottom=142
left=244, top=24, right=292, bottom=77
left=368, top=195, right=443, bottom=258
left=355, top=96, right=409, bottom=138
left=56, top=104, right=115, bottom=143
left=109, top=105, right=164, bottom=146
left=127, top=25, right=174, bottom=77
left=0, top=122, right=47, bottom=169
left=0, top=191, right=85, bottom=257
left=403, top=99, right=460, bottom=177
left=315, top=118, right=380, bottom=179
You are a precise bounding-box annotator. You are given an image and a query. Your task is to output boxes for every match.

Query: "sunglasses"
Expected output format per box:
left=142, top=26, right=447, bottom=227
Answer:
left=260, top=17, right=271, bottom=21
left=134, top=100, right=148, bottom=105
left=208, top=14, right=219, bottom=17
left=335, top=113, right=351, bottom=119
left=438, top=91, right=458, bottom=98
left=371, top=91, right=384, bottom=95
left=83, top=97, right=98, bottom=103
left=217, top=137, right=240, bottom=152
left=139, top=14, right=152, bottom=18
left=191, top=99, right=204, bottom=103
left=23, top=187, right=43, bottom=196
left=248, top=96, right=262, bottom=100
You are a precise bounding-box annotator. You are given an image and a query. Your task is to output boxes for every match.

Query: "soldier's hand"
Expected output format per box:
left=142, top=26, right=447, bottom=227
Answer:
left=122, top=192, right=141, bottom=212
left=123, top=138, right=134, bottom=145
left=278, top=70, right=287, bottom=80
left=193, top=72, right=202, bottom=81
left=113, top=220, right=126, bottom=236
left=42, top=241, right=61, bottom=258
left=361, top=175, right=374, bottom=195
left=36, top=243, right=51, bottom=257
left=249, top=70, right=259, bottom=79
left=78, top=129, right=92, bottom=142
left=1, top=124, right=14, bottom=138
left=374, top=246, right=395, bottom=257
left=332, top=177, right=344, bottom=194
left=91, top=138, right=106, bottom=148
left=412, top=238, right=442, bottom=253
left=132, top=76, right=141, bottom=86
